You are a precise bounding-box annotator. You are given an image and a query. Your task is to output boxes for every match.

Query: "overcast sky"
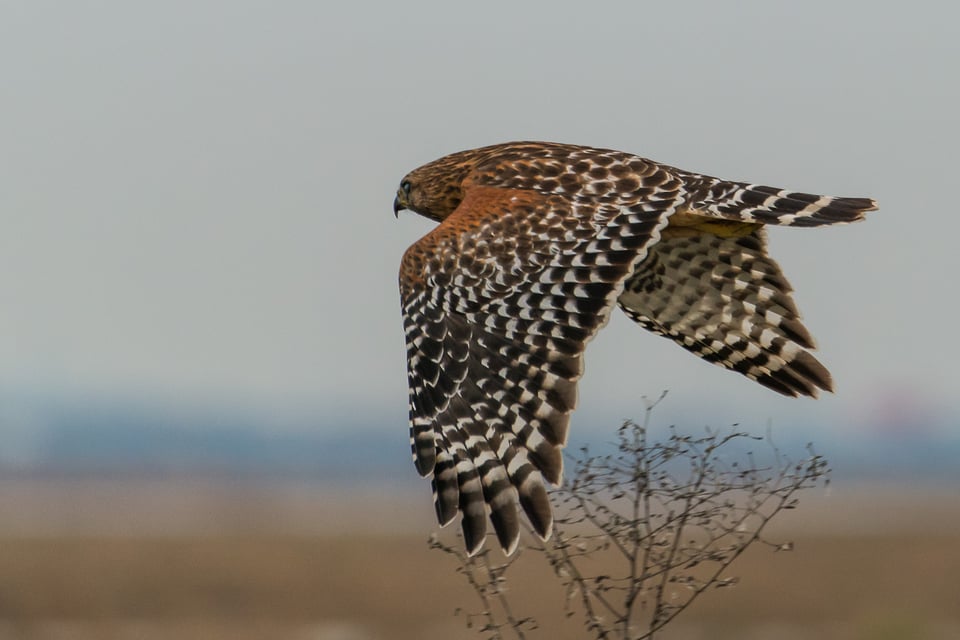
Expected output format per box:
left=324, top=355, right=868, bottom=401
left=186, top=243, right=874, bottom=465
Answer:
left=1, top=1, right=957, bottom=444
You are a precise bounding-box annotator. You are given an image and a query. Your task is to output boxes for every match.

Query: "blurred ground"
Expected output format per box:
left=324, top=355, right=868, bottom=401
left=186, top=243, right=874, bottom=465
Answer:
left=0, top=478, right=956, bottom=640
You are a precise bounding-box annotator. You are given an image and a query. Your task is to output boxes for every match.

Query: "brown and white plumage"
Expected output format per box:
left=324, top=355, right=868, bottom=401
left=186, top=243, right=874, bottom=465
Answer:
left=394, top=141, right=876, bottom=555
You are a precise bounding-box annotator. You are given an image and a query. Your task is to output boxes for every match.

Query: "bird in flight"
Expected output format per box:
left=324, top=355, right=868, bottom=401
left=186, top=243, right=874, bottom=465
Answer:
left=394, top=141, right=876, bottom=555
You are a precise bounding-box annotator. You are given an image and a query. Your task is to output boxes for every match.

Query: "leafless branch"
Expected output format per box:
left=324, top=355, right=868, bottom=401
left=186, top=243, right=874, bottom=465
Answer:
left=431, top=396, right=830, bottom=639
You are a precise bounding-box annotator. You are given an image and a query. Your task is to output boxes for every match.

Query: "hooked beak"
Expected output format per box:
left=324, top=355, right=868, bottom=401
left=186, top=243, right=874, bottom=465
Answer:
left=393, top=192, right=406, bottom=218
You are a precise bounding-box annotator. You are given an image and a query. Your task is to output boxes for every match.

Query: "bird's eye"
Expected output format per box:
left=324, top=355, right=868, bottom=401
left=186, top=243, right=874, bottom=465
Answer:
left=401, top=180, right=412, bottom=195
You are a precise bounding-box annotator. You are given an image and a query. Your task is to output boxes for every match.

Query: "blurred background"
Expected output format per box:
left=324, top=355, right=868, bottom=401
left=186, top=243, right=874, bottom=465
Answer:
left=1, top=1, right=957, bottom=638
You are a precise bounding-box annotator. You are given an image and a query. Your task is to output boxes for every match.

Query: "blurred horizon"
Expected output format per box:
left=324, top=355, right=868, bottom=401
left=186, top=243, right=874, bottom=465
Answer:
left=1, top=387, right=956, bottom=488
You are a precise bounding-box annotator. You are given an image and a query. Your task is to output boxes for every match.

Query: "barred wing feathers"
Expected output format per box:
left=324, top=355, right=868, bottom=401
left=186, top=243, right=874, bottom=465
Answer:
left=399, top=185, right=675, bottom=555
left=618, top=229, right=831, bottom=397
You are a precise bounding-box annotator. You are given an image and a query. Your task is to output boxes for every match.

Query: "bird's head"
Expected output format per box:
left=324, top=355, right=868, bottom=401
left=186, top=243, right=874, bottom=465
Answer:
left=393, top=149, right=482, bottom=222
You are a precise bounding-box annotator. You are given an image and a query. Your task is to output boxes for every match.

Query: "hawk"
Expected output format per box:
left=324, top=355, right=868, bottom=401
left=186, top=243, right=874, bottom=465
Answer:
left=393, top=141, right=876, bottom=555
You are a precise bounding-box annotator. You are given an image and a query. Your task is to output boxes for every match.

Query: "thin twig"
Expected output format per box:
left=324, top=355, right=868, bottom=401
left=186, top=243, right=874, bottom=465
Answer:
left=431, top=403, right=829, bottom=640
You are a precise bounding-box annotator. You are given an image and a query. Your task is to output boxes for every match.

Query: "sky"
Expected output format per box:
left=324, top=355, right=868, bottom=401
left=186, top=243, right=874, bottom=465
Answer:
left=1, top=2, right=958, bottom=458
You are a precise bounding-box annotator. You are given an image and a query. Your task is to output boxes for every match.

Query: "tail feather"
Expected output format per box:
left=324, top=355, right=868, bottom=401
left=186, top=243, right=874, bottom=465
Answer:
left=686, top=175, right=878, bottom=227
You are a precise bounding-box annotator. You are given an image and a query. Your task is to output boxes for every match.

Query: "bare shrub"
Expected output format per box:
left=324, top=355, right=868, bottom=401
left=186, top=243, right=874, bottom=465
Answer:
left=430, top=392, right=830, bottom=639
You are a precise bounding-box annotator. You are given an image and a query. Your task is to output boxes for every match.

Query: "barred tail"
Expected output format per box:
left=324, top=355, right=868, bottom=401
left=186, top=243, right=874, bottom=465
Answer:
left=687, top=175, right=878, bottom=227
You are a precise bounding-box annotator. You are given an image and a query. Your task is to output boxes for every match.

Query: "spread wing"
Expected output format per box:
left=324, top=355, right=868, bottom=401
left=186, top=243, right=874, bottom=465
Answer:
left=399, top=184, right=676, bottom=555
left=618, top=229, right=832, bottom=397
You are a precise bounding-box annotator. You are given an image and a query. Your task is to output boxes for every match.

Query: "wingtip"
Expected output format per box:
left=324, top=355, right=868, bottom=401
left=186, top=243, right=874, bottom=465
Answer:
left=518, top=474, right=553, bottom=541
left=500, top=532, right=520, bottom=556
left=755, top=352, right=835, bottom=399
left=463, top=527, right=487, bottom=557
